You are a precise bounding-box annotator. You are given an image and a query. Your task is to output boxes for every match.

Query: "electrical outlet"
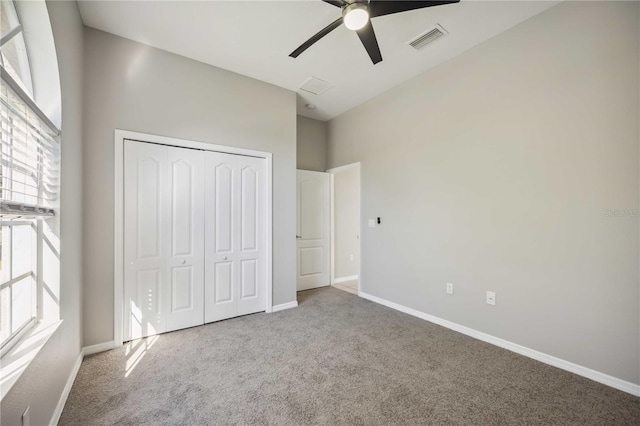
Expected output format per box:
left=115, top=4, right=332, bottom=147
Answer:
left=486, top=291, right=496, bottom=306
left=349, top=254, right=354, bottom=261
left=368, top=219, right=376, bottom=228
left=446, top=283, right=454, bottom=295
left=22, top=406, right=30, bottom=426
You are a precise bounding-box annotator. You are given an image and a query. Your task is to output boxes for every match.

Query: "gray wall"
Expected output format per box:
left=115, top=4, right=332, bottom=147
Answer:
left=327, top=1, right=639, bottom=384
left=333, top=166, right=360, bottom=279
left=297, top=115, right=327, bottom=172
left=1, top=1, right=84, bottom=424
left=82, top=28, right=297, bottom=346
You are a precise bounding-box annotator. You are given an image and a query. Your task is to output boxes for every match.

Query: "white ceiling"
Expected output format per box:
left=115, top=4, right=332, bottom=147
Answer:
left=78, top=0, right=559, bottom=121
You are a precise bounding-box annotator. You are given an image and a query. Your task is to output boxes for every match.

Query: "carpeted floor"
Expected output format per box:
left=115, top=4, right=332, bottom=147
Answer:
left=60, top=287, right=639, bottom=425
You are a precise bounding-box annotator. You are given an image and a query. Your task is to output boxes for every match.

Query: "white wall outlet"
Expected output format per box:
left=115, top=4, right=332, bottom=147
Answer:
left=349, top=254, right=354, bottom=261
left=22, top=406, right=30, bottom=426
left=446, top=283, right=454, bottom=295
left=486, top=291, right=496, bottom=306
left=368, top=219, right=376, bottom=228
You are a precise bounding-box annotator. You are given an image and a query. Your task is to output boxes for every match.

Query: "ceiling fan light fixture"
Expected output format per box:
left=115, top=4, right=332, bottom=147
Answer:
left=343, top=3, right=369, bottom=31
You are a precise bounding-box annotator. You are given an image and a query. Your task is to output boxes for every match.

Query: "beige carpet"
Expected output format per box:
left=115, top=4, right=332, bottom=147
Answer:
left=60, top=287, right=639, bottom=425
left=333, top=280, right=358, bottom=295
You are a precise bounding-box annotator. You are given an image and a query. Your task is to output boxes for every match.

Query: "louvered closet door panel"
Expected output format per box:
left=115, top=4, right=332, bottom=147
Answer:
left=204, top=152, right=239, bottom=322
left=165, top=147, right=205, bottom=332
left=236, top=155, right=266, bottom=316
left=124, top=141, right=168, bottom=340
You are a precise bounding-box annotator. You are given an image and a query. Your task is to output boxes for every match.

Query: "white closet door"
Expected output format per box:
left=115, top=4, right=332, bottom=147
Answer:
left=236, top=155, right=266, bottom=316
left=124, top=141, right=168, bottom=340
left=204, top=152, right=237, bottom=322
left=124, top=141, right=205, bottom=340
left=204, top=152, right=266, bottom=323
left=165, top=146, right=205, bottom=332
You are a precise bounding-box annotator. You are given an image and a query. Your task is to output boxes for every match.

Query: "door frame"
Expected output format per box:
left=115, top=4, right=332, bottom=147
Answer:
left=114, top=129, right=273, bottom=347
left=326, top=162, right=361, bottom=295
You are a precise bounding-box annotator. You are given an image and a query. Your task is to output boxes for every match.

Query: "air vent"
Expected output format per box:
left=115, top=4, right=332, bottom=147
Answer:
left=408, top=25, right=447, bottom=50
left=300, top=77, right=332, bottom=95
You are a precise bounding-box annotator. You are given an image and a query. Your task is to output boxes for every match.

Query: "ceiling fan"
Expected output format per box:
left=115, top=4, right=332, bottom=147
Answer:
left=289, top=0, right=460, bottom=65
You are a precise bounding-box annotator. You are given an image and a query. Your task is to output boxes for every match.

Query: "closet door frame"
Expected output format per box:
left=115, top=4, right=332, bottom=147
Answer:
left=114, top=129, right=273, bottom=347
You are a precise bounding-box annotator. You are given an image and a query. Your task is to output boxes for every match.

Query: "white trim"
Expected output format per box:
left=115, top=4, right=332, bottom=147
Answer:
left=332, top=275, right=358, bottom=284
left=357, top=164, right=361, bottom=296
left=0, top=318, right=36, bottom=359
left=265, top=154, right=273, bottom=313
left=330, top=173, right=335, bottom=285
left=326, top=162, right=362, bottom=295
left=113, top=132, right=124, bottom=348
left=49, top=340, right=118, bottom=425
left=82, top=341, right=116, bottom=357
left=0, top=320, right=62, bottom=400
left=114, top=129, right=274, bottom=346
left=326, top=162, right=360, bottom=174
left=270, top=301, right=298, bottom=312
left=49, top=348, right=82, bottom=426
left=359, top=291, right=640, bottom=397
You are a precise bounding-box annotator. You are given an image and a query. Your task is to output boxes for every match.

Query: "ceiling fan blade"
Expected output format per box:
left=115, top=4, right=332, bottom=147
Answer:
left=356, top=21, right=382, bottom=64
left=369, top=0, right=460, bottom=18
left=289, top=17, right=344, bottom=58
left=321, top=0, right=346, bottom=7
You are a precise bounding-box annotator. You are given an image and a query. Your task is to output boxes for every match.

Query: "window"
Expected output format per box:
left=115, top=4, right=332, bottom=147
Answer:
left=0, top=0, right=60, bottom=356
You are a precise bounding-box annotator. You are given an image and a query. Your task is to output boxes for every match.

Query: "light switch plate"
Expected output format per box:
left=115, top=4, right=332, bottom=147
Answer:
left=486, top=291, right=496, bottom=306
left=368, top=219, right=376, bottom=228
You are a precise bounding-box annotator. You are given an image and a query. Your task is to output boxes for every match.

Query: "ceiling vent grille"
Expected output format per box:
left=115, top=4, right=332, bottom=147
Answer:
left=408, top=25, right=447, bottom=50
left=300, top=77, right=332, bottom=95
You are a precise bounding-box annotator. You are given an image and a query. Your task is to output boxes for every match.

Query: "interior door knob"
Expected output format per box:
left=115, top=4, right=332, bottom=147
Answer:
left=296, top=235, right=302, bottom=239
left=223, top=256, right=228, bottom=260
left=180, top=260, right=186, bottom=264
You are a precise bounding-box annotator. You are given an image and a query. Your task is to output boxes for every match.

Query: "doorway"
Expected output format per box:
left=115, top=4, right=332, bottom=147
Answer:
left=295, top=163, right=361, bottom=294
left=328, top=163, right=361, bottom=295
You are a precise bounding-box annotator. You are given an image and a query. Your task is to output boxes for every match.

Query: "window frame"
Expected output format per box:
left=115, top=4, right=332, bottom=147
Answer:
left=0, top=219, right=40, bottom=357
left=0, top=0, right=60, bottom=360
left=0, top=0, right=34, bottom=98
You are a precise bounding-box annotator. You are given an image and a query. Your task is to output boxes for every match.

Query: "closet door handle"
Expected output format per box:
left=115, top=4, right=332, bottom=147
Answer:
left=296, top=235, right=302, bottom=239
left=223, top=256, right=228, bottom=260
left=180, top=260, right=186, bottom=265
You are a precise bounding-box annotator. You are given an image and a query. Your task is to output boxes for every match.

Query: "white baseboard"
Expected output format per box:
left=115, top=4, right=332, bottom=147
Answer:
left=83, top=341, right=116, bottom=356
left=49, top=341, right=117, bottom=425
left=333, top=275, right=358, bottom=284
left=359, top=291, right=640, bottom=397
left=271, top=301, right=298, bottom=312
left=49, top=350, right=83, bottom=426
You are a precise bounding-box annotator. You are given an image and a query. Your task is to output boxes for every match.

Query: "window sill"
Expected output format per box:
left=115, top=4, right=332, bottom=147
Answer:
left=0, top=319, right=62, bottom=400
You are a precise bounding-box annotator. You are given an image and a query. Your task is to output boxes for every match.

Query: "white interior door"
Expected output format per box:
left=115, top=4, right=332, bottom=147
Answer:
left=124, top=141, right=205, bottom=340
left=204, top=151, right=266, bottom=323
left=165, top=146, right=205, bottom=332
left=296, top=170, right=331, bottom=291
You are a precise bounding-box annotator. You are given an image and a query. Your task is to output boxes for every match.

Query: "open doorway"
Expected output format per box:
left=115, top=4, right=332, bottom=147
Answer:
left=328, top=163, right=361, bottom=295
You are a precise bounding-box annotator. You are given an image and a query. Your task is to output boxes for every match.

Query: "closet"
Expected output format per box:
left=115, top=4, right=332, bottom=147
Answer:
left=123, top=139, right=266, bottom=340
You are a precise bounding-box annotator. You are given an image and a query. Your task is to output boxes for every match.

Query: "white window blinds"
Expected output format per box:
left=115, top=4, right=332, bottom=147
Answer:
left=0, top=75, right=59, bottom=217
